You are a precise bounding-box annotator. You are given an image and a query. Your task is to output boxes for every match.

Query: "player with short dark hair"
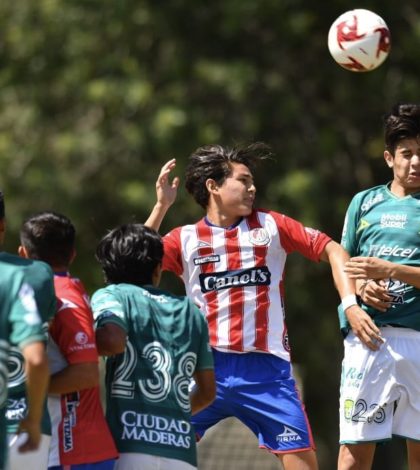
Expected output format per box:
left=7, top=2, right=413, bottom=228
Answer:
left=20, top=212, right=76, bottom=267
left=337, top=103, right=420, bottom=469
left=92, top=223, right=215, bottom=470
left=18, top=211, right=117, bottom=470
left=146, top=143, right=376, bottom=470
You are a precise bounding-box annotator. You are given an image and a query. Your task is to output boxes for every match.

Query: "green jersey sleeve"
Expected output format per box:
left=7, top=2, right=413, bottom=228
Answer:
left=190, top=301, right=214, bottom=371
left=91, top=286, right=127, bottom=331
left=9, top=280, right=45, bottom=348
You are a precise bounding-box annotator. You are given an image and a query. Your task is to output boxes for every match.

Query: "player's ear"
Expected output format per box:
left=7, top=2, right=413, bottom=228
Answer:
left=384, top=150, right=394, bottom=168
left=18, top=245, right=29, bottom=258
left=205, top=178, right=218, bottom=194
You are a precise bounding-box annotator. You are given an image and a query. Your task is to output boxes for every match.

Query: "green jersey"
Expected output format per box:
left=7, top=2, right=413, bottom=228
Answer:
left=0, top=252, right=56, bottom=434
left=91, top=283, right=214, bottom=467
left=339, top=184, right=420, bottom=335
left=0, top=261, right=45, bottom=470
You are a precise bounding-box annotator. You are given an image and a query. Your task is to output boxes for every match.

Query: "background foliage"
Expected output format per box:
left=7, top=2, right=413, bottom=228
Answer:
left=1, top=1, right=419, bottom=467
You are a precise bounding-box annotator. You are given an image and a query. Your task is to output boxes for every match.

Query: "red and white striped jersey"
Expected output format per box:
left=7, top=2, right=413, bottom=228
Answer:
left=162, top=209, right=331, bottom=361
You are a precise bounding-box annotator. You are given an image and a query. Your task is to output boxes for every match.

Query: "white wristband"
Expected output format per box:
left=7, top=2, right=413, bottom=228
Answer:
left=341, top=294, right=358, bottom=311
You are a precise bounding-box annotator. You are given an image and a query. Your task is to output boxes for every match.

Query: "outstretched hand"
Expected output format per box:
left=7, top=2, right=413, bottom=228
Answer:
left=145, top=159, right=180, bottom=231
left=156, top=158, right=180, bottom=208
left=345, top=305, right=384, bottom=351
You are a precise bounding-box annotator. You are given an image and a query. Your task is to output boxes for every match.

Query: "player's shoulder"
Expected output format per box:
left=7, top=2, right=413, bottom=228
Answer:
left=350, top=184, right=389, bottom=210
left=353, top=184, right=387, bottom=200
left=0, top=258, right=25, bottom=291
left=55, top=274, right=87, bottom=295
left=0, top=252, right=53, bottom=282
left=164, top=221, right=202, bottom=237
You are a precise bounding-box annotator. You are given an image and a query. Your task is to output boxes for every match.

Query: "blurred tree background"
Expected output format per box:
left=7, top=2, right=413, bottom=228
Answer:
left=1, top=0, right=419, bottom=468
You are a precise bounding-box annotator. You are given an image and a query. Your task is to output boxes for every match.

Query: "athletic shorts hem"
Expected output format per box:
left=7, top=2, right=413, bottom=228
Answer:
left=259, top=444, right=315, bottom=454
left=394, top=434, right=420, bottom=443
left=339, top=438, right=391, bottom=445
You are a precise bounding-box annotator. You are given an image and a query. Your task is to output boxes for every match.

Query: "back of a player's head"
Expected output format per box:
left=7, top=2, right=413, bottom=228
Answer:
left=384, top=103, right=420, bottom=155
left=0, top=191, right=4, bottom=220
left=185, top=142, right=272, bottom=208
left=20, top=211, right=76, bottom=268
left=96, top=224, right=163, bottom=286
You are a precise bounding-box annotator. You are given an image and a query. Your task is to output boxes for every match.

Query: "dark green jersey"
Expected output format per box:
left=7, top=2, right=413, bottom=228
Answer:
left=339, top=184, right=420, bottom=335
left=91, top=283, right=213, bottom=467
left=0, top=261, right=45, bottom=470
left=0, top=252, right=56, bottom=434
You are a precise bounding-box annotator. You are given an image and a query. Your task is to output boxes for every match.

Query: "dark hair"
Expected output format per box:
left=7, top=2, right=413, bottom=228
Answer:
left=384, top=103, right=420, bottom=154
left=20, top=212, right=76, bottom=267
left=0, top=191, right=4, bottom=220
left=96, top=224, right=163, bottom=286
left=185, top=142, right=272, bottom=209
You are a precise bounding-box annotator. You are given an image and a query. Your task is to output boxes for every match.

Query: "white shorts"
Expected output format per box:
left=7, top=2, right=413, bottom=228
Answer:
left=6, top=433, right=51, bottom=470
left=339, top=327, right=420, bottom=444
left=114, top=453, right=196, bottom=470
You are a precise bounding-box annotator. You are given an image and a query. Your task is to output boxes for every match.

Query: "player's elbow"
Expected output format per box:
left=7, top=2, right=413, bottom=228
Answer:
left=22, top=341, right=48, bottom=369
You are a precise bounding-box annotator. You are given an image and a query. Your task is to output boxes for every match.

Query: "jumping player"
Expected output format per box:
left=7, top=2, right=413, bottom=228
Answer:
left=19, top=212, right=118, bottom=469
left=91, top=223, right=215, bottom=470
left=145, top=143, right=376, bottom=470
left=337, top=103, right=420, bottom=469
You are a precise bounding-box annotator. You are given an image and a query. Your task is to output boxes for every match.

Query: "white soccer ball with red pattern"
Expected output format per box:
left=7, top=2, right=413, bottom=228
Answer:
left=328, top=9, right=391, bottom=72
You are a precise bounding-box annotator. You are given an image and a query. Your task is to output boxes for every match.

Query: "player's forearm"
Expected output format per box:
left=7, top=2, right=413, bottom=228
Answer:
left=49, top=362, right=99, bottom=394
left=190, top=370, right=216, bottom=415
left=23, top=343, right=49, bottom=424
left=345, top=256, right=420, bottom=289
left=322, top=240, right=357, bottom=298
left=387, top=264, right=420, bottom=289
left=144, top=202, right=172, bottom=232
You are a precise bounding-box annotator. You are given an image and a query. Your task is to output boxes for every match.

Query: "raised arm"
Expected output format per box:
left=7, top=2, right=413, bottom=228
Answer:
left=145, top=158, right=180, bottom=231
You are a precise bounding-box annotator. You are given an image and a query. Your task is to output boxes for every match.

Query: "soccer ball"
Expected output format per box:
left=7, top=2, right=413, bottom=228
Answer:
left=328, top=9, right=391, bottom=72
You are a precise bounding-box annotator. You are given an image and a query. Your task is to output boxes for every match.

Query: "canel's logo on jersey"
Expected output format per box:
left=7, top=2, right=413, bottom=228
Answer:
left=368, top=244, right=418, bottom=259
left=199, top=267, right=271, bottom=293
left=361, top=193, right=384, bottom=211
left=276, top=426, right=302, bottom=443
left=194, top=254, right=220, bottom=266
left=248, top=228, right=270, bottom=246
